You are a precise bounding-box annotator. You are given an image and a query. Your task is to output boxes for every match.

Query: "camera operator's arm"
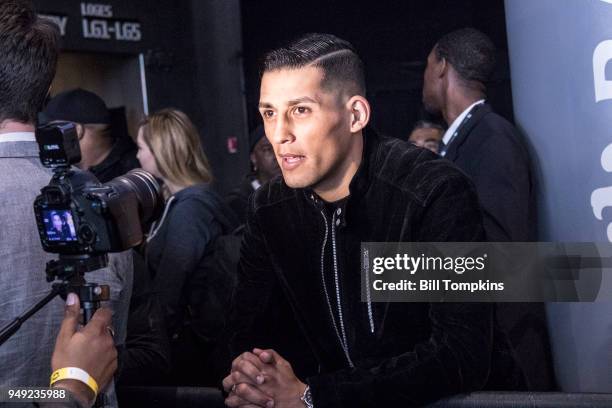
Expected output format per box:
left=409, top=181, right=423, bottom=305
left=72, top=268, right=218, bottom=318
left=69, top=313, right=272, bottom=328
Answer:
left=43, top=293, right=117, bottom=408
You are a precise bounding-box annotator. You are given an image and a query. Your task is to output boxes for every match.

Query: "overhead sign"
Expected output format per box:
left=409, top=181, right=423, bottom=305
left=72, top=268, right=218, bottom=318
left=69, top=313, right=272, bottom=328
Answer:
left=36, top=1, right=146, bottom=52
left=80, top=3, right=141, bottom=42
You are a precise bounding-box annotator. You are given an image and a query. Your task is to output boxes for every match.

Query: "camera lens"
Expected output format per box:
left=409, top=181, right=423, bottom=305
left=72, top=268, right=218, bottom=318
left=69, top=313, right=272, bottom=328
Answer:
left=104, top=169, right=163, bottom=225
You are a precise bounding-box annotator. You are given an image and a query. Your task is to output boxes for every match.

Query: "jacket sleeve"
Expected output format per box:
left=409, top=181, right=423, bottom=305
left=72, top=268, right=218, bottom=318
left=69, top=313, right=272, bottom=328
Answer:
left=470, top=130, right=532, bottom=242
left=151, top=198, right=219, bottom=337
left=307, top=173, right=493, bottom=407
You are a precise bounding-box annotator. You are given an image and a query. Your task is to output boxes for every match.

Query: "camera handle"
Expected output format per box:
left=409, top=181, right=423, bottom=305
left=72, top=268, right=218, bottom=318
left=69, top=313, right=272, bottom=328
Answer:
left=0, top=258, right=110, bottom=408
left=0, top=285, right=62, bottom=346
left=0, top=278, right=110, bottom=346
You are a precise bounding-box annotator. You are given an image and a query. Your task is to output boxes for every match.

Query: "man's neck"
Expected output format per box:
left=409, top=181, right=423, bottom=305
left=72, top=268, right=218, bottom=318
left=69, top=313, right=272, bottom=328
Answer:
left=313, top=132, right=364, bottom=203
left=442, top=90, right=485, bottom=126
left=0, top=120, right=35, bottom=134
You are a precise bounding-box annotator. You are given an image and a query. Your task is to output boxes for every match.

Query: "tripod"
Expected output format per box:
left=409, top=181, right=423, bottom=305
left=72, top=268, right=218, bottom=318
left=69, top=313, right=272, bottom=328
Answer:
left=0, top=254, right=110, bottom=345
left=0, top=254, right=110, bottom=406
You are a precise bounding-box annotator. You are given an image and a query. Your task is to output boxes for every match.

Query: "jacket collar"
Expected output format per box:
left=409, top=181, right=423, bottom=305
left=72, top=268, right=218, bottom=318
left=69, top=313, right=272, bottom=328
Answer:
left=444, top=103, right=491, bottom=162
left=0, top=134, right=39, bottom=158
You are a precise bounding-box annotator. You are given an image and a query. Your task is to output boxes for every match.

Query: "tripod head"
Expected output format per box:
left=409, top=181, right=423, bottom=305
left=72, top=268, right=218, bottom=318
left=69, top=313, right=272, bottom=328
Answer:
left=0, top=254, right=110, bottom=346
left=46, top=254, right=111, bottom=324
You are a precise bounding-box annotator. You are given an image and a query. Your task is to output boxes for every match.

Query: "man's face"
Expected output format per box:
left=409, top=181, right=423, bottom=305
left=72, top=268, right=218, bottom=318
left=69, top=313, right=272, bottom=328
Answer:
left=251, top=136, right=281, bottom=183
left=409, top=127, right=443, bottom=153
left=422, top=47, right=443, bottom=114
left=52, top=214, right=62, bottom=231
left=259, top=66, right=356, bottom=192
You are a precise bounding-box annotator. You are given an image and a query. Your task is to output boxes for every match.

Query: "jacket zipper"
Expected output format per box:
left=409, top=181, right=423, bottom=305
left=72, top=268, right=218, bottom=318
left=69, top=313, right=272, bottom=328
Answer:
left=319, top=209, right=354, bottom=368
left=363, top=247, right=375, bottom=334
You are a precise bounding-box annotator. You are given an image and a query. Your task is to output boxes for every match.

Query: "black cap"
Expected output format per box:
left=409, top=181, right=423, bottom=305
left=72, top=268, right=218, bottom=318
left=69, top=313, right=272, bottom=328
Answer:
left=249, top=124, right=265, bottom=152
left=41, top=88, right=111, bottom=125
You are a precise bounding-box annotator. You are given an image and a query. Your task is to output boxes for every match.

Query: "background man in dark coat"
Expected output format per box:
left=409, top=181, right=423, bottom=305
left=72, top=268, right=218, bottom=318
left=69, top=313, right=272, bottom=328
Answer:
left=422, top=27, right=554, bottom=390
left=422, top=27, right=535, bottom=242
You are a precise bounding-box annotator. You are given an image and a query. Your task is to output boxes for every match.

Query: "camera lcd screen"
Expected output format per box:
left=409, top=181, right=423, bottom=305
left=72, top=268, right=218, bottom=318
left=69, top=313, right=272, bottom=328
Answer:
left=42, top=209, right=78, bottom=242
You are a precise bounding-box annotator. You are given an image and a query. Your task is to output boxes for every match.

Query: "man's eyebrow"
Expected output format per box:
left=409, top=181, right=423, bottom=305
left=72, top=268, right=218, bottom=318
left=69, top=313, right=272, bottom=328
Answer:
left=259, top=96, right=319, bottom=109
left=287, top=96, right=318, bottom=105
left=258, top=101, right=274, bottom=109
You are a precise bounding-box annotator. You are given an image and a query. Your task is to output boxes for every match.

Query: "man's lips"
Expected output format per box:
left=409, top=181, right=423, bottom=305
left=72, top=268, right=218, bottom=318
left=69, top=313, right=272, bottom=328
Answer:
left=279, top=154, right=305, bottom=170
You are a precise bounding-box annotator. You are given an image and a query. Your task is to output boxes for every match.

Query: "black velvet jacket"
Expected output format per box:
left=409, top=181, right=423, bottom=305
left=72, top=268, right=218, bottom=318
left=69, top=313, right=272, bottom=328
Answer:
left=229, top=130, right=513, bottom=407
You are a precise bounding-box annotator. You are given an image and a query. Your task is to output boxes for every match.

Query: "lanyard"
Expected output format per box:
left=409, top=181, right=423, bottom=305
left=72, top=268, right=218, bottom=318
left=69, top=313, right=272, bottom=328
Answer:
left=440, top=103, right=484, bottom=157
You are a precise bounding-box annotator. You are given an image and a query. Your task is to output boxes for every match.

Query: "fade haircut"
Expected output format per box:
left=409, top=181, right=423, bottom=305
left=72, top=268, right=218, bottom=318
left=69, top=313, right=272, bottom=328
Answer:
left=262, top=33, right=366, bottom=97
left=0, top=0, right=59, bottom=124
left=435, top=28, right=496, bottom=85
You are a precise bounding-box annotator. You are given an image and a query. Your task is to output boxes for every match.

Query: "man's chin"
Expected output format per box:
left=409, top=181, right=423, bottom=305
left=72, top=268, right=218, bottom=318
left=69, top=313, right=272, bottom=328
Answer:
left=282, top=174, right=316, bottom=190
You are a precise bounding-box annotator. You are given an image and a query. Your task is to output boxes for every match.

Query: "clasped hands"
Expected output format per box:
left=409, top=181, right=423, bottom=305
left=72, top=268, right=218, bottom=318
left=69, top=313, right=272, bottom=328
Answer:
left=223, top=348, right=307, bottom=408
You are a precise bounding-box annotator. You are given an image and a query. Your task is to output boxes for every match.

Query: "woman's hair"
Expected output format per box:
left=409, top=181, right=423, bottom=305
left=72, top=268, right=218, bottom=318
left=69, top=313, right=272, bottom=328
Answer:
left=139, top=108, right=213, bottom=187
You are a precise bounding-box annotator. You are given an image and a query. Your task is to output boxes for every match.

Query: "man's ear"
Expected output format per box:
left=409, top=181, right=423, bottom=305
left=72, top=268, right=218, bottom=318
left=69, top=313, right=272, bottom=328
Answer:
left=250, top=152, right=258, bottom=172
left=347, top=95, right=370, bottom=133
left=75, top=123, right=85, bottom=141
left=436, top=56, right=447, bottom=78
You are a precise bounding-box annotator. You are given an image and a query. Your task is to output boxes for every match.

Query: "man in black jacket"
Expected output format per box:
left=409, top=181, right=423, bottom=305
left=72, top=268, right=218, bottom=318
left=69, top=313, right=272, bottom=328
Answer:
left=422, top=28, right=553, bottom=390
left=422, top=27, right=535, bottom=243
left=223, top=33, right=515, bottom=408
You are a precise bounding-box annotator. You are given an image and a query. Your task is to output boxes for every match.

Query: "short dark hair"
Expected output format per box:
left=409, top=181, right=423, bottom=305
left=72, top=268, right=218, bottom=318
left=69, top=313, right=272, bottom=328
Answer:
left=435, top=28, right=496, bottom=84
left=262, top=33, right=366, bottom=96
left=412, top=120, right=445, bottom=132
left=0, top=0, right=59, bottom=124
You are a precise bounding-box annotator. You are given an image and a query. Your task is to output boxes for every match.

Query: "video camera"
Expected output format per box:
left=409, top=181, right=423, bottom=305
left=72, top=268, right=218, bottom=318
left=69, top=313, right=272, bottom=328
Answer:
left=1, top=120, right=163, bottom=349
left=34, top=121, right=162, bottom=258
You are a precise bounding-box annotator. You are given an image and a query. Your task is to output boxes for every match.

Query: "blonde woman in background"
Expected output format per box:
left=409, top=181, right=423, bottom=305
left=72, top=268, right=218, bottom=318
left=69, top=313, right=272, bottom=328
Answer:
left=134, top=108, right=235, bottom=386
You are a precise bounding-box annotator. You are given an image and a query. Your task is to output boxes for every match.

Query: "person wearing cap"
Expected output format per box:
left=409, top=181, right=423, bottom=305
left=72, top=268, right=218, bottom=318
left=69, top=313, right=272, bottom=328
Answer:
left=225, top=124, right=281, bottom=224
left=41, top=88, right=140, bottom=183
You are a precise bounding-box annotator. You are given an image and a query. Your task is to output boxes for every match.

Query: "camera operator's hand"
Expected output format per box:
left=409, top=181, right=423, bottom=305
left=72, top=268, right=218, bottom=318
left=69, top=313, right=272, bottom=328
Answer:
left=50, top=293, right=117, bottom=407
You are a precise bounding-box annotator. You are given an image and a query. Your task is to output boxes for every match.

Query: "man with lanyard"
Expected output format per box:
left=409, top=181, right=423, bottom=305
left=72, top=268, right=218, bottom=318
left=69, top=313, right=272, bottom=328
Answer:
left=422, top=27, right=534, bottom=242
left=422, top=28, right=553, bottom=390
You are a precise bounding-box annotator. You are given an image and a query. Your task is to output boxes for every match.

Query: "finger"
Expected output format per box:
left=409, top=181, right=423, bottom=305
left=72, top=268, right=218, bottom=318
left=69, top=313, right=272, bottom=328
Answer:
left=225, top=392, right=264, bottom=408
left=222, top=374, right=234, bottom=393
left=233, top=383, right=274, bottom=407
left=232, top=358, right=265, bottom=385
left=232, top=353, right=266, bottom=382
left=223, top=372, right=262, bottom=394
left=241, top=352, right=269, bottom=370
left=225, top=393, right=257, bottom=407
left=56, top=293, right=80, bottom=345
left=258, top=349, right=283, bottom=365
left=231, top=369, right=264, bottom=386
left=81, top=308, right=113, bottom=336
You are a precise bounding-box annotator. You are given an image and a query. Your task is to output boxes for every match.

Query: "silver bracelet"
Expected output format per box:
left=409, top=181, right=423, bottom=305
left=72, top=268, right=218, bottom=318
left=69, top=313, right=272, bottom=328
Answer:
left=300, top=385, right=314, bottom=408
